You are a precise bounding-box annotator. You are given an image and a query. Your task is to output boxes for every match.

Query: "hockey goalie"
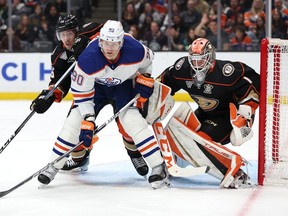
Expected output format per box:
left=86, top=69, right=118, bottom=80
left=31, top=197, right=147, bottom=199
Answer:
left=156, top=38, right=260, bottom=188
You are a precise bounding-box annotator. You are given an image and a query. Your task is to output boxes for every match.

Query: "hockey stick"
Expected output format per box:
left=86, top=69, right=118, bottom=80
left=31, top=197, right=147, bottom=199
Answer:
left=152, top=118, right=209, bottom=177
left=0, top=62, right=76, bottom=154
left=0, top=95, right=139, bottom=198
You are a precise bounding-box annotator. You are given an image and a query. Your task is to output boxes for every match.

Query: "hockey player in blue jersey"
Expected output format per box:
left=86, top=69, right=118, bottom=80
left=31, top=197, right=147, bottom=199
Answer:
left=36, top=16, right=148, bottom=187
left=70, top=20, right=169, bottom=189
left=38, top=20, right=169, bottom=189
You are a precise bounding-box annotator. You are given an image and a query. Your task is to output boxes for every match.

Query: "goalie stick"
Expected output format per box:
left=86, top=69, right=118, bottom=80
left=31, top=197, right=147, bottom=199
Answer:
left=0, top=94, right=139, bottom=198
left=0, top=61, right=76, bottom=155
left=152, top=118, right=209, bottom=177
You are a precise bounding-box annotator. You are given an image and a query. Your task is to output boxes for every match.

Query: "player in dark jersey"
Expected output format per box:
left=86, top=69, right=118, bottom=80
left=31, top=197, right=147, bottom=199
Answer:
left=158, top=38, right=260, bottom=188
left=30, top=13, right=102, bottom=114
left=30, top=14, right=148, bottom=185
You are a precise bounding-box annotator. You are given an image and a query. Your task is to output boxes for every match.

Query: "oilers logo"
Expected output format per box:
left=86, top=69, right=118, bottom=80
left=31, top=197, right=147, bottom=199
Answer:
left=96, top=77, right=121, bottom=86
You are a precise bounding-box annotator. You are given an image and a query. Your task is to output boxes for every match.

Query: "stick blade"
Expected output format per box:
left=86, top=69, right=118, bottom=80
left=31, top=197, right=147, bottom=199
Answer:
left=0, top=190, right=11, bottom=198
left=168, top=165, right=209, bottom=177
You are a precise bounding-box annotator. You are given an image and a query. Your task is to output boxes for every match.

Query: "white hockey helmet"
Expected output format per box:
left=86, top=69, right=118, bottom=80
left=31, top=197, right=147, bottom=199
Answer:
left=99, top=20, right=124, bottom=47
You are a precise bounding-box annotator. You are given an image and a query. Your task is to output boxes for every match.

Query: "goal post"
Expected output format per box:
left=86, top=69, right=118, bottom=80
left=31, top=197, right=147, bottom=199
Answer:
left=259, top=38, right=288, bottom=186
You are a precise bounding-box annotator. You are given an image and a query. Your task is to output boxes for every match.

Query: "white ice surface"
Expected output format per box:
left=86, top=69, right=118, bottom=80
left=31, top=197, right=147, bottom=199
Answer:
left=0, top=101, right=287, bottom=216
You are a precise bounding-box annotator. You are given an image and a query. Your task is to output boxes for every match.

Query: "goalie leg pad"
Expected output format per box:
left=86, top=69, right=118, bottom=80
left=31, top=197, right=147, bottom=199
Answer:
left=167, top=117, right=223, bottom=179
left=172, top=102, right=201, bottom=131
left=167, top=116, right=243, bottom=186
left=144, top=81, right=175, bottom=124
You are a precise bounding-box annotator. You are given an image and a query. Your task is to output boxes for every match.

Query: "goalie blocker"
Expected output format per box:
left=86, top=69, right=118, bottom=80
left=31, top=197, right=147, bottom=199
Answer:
left=165, top=102, right=252, bottom=188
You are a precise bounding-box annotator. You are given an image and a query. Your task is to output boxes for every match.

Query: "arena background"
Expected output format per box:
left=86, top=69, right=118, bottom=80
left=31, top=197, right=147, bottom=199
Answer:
left=0, top=51, right=260, bottom=101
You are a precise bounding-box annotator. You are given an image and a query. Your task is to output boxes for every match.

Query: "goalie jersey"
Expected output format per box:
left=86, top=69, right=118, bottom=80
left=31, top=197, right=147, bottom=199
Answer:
left=158, top=57, right=260, bottom=144
left=158, top=57, right=260, bottom=116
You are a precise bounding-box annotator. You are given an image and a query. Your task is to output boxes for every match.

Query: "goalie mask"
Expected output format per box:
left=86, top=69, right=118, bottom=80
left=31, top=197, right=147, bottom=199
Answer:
left=56, top=14, right=79, bottom=41
left=188, top=38, right=216, bottom=87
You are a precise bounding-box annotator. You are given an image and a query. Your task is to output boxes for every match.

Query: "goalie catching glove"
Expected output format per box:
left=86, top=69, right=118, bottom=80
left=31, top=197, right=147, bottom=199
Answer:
left=30, top=86, right=64, bottom=114
left=135, top=73, right=154, bottom=103
left=229, top=103, right=253, bottom=146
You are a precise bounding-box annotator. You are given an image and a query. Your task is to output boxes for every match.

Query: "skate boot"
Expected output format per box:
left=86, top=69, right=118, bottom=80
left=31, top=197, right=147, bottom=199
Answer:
left=148, top=162, right=170, bottom=189
left=38, top=164, right=59, bottom=185
left=229, top=169, right=253, bottom=189
left=61, top=150, right=90, bottom=171
left=130, top=156, right=149, bottom=177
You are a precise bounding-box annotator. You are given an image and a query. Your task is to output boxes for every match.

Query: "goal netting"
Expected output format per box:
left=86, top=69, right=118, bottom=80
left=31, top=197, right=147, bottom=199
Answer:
left=258, top=38, right=288, bottom=185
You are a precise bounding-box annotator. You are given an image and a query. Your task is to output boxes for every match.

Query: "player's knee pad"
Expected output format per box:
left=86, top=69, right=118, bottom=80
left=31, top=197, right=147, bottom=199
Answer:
left=119, top=107, right=149, bottom=139
left=116, top=117, right=133, bottom=143
left=54, top=107, right=83, bottom=153
left=166, top=116, right=243, bottom=183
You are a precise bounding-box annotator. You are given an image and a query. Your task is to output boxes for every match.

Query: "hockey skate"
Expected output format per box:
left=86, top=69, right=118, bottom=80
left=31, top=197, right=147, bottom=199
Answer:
left=61, top=150, right=90, bottom=171
left=229, top=169, right=253, bottom=189
left=130, top=156, right=149, bottom=177
left=148, top=162, right=170, bottom=189
left=38, top=164, right=59, bottom=185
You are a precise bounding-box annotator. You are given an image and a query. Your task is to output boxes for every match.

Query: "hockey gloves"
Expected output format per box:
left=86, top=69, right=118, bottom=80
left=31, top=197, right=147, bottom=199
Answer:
left=135, top=73, right=154, bottom=103
left=30, top=86, right=64, bottom=114
left=30, top=89, right=55, bottom=114
left=229, top=103, right=254, bottom=146
left=80, top=114, right=96, bottom=148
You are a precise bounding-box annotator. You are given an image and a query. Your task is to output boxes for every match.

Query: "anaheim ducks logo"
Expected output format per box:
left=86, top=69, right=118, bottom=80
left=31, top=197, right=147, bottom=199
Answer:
left=222, top=63, right=234, bottom=76
left=191, top=94, right=219, bottom=111
left=175, top=58, right=185, bottom=70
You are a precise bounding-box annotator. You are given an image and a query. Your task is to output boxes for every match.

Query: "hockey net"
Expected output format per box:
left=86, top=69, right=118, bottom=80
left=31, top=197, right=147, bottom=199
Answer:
left=258, top=38, right=288, bottom=186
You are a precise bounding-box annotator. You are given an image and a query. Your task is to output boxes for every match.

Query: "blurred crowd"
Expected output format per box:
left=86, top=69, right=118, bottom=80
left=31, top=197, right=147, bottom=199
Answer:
left=123, top=0, right=288, bottom=51
left=0, top=0, right=94, bottom=52
left=0, top=0, right=288, bottom=52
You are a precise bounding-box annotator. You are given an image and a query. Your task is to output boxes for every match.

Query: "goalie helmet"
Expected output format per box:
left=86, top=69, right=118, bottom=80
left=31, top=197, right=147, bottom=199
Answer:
left=188, top=38, right=216, bottom=87
left=56, top=14, right=79, bottom=40
left=99, top=20, right=124, bottom=48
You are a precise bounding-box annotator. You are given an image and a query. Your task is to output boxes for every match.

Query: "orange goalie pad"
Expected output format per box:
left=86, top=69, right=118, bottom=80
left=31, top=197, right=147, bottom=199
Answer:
left=166, top=116, right=243, bottom=179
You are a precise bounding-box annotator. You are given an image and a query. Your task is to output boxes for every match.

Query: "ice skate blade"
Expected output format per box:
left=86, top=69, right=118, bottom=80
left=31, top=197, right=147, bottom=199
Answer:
left=234, top=183, right=256, bottom=189
left=60, top=166, right=88, bottom=172
left=227, top=181, right=257, bottom=189
left=38, top=184, right=48, bottom=189
left=150, top=179, right=170, bottom=189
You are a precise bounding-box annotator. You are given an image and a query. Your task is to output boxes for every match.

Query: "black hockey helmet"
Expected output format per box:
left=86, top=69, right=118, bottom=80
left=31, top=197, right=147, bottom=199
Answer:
left=56, top=14, right=79, bottom=40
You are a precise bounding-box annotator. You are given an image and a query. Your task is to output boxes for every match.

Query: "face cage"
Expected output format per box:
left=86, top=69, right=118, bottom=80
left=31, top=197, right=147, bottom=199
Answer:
left=188, top=52, right=213, bottom=76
